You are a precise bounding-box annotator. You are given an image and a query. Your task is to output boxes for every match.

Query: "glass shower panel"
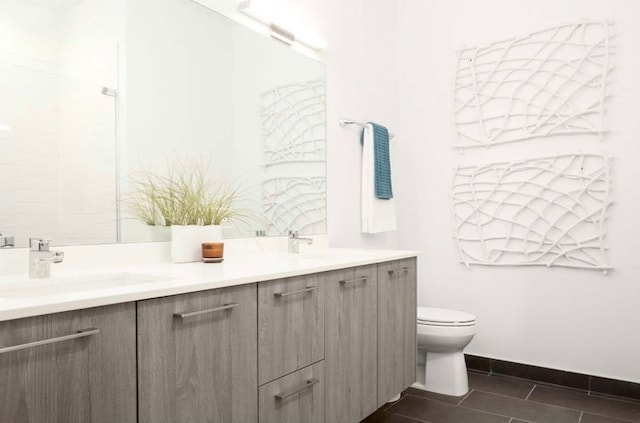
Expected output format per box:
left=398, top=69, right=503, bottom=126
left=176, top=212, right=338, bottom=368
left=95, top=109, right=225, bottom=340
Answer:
left=58, top=76, right=118, bottom=246
left=0, top=57, right=118, bottom=248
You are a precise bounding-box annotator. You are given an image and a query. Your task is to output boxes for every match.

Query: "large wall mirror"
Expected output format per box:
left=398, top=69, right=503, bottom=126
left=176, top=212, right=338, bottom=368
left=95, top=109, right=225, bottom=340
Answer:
left=0, top=0, right=326, bottom=248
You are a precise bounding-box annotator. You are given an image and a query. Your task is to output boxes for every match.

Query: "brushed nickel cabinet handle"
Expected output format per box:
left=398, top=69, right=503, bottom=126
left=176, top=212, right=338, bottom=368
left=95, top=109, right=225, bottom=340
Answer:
left=0, top=328, right=99, bottom=354
left=402, top=266, right=411, bottom=272
left=275, top=378, right=320, bottom=400
left=274, top=286, right=318, bottom=298
left=339, top=276, right=368, bottom=285
left=174, top=302, right=240, bottom=319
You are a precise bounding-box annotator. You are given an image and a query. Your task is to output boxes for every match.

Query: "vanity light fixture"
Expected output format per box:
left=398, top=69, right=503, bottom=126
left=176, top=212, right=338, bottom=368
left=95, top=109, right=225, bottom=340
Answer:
left=269, top=23, right=294, bottom=46
left=238, top=0, right=325, bottom=51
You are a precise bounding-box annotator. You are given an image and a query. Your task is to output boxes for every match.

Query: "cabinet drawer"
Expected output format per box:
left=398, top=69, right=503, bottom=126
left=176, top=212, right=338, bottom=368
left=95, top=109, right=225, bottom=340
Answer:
left=258, top=273, right=324, bottom=384
left=259, top=361, right=324, bottom=423
left=0, top=303, right=137, bottom=423
left=137, top=283, right=257, bottom=423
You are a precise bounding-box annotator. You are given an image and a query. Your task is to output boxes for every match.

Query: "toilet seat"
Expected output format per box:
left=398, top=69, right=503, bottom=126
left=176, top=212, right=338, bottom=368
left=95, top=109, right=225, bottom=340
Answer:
left=417, top=307, right=476, bottom=327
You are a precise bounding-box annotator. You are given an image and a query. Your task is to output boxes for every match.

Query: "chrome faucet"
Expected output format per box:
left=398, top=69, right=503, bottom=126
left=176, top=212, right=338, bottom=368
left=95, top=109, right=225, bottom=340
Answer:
left=0, top=231, right=14, bottom=248
left=29, top=238, right=64, bottom=278
left=288, top=230, right=313, bottom=254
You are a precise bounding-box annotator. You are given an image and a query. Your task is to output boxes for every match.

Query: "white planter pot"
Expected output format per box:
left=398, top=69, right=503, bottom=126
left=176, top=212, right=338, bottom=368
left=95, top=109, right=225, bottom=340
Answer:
left=148, top=225, right=171, bottom=242
left=201, top=225, right=222, bottom=243
left=170, top=225, right=203, bottom=263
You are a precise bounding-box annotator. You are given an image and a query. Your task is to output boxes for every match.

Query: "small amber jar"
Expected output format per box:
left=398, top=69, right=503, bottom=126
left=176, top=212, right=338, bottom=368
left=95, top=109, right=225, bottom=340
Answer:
left=202, top=242, right=224, bottom=258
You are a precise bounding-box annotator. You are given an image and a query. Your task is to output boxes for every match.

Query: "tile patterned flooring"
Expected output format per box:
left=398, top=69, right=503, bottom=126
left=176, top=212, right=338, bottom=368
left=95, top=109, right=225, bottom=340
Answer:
left=362, top=371, right=640, bottom=423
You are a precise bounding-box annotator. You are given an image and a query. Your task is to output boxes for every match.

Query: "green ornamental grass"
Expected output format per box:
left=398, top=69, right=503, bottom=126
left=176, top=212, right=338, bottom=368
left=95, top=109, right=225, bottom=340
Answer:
left=127, top=159, right=250, bottom=227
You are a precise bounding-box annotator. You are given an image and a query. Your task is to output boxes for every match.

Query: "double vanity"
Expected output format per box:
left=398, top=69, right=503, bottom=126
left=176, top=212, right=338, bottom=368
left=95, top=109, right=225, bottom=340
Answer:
left=0, top=249, right=417, bottom=423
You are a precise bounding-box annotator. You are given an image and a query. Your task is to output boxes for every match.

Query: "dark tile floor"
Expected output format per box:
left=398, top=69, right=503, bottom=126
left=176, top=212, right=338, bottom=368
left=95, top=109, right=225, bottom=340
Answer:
left=362, top=370, right=640, bottom=423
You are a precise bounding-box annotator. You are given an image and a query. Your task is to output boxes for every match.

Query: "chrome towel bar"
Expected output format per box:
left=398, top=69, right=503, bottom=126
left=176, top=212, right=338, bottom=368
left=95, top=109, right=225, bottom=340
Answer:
left=339, top=117, right=395, bottom=139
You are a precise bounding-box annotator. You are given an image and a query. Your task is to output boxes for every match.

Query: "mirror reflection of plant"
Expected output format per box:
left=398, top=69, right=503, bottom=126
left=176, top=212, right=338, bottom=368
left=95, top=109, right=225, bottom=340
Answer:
left=127, top=159, right=253, bottom=227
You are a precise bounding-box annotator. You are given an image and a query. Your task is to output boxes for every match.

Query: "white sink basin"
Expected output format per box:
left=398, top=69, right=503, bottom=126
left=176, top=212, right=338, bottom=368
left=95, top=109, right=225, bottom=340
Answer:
left=0, top=273, right=171, bottom=300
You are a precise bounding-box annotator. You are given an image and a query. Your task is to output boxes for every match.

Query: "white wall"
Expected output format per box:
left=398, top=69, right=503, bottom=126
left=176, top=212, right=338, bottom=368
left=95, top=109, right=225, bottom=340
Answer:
left=323, top=0, right=401, bottom=249
left=396, top=0, right=640, bottom=383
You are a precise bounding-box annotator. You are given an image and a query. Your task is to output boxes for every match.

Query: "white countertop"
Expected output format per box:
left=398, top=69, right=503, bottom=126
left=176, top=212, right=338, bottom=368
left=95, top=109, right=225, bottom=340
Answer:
left=0, top=248, right=418, bottom=321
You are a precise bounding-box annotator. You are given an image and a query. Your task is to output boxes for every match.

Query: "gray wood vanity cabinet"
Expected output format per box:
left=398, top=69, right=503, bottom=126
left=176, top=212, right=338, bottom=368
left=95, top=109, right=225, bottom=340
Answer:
left=0, top=254, right=417, bottom=423
left=325, top=265, right=379, bottom=423
left=257, top=273, right=324, bottom=385
left=0, top=303, right=137, bottom=423
left=377, top=258, right=418, bottom=407
left=137, top=283, right=257, bottom=423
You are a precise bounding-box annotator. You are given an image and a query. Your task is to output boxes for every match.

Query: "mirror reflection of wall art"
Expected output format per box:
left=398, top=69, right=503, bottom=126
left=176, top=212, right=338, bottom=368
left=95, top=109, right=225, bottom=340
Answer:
left=451, top=154, right=612, bottom=271
left=262, top=176, right=326, bottom=236
left=260, top=80, right=326, bottom=165
left=260, top=80, right=327, bottom=235
left=453, top=20, right=614, bottom=149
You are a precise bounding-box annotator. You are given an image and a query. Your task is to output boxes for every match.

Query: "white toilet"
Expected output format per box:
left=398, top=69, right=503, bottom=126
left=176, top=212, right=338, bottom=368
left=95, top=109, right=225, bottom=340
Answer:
left=415, top=307, right=476, bottom=396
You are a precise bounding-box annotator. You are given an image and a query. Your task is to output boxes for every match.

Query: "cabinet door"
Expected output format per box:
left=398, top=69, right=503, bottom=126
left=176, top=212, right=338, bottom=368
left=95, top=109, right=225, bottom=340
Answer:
left=258, top=273, right=324, bottom=385
left=325, top=265, right=378, bottom=423
left=137, top=283, right=257, bottom=423
left=259, top=361, right=324, bottom=423
left=0, top=303, right=137, bottom=423
left=377, top=258, right=417, bottom=406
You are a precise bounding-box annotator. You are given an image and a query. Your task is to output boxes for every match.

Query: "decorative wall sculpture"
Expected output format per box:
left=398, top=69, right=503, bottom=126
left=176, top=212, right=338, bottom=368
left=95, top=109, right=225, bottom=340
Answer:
left=453, top=20, right=614, bottom=149
left=451, top=154, right=612, bottom=271
left=260, top=80, right=327, bottom=235
left=262, top=177, right=327, bottom=236
left=260, top=80, right=326, bottom=165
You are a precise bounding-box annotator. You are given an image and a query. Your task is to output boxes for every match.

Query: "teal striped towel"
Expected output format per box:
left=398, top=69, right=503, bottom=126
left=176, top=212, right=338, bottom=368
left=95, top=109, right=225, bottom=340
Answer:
left=361, top=122, right=393, bottom=199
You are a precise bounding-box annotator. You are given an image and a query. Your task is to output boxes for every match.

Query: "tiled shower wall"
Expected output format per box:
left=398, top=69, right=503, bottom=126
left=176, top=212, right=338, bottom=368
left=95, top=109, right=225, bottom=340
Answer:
left=0, top=59, right=61, bottom=246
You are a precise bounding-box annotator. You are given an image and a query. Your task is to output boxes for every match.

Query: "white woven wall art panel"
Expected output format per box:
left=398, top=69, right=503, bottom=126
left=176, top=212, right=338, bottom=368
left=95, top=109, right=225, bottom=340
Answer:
left=260, top=80, right=326, bottom=165
left=452, top=154, right=612, bottom=271
left=262, top=177, right=327, bottom=236
left=453, top=20, right=614, bottom=149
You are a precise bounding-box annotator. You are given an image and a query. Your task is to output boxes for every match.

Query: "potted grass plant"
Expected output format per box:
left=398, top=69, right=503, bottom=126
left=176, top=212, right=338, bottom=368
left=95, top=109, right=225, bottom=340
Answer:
left=127, top=159, right=249, bottom=262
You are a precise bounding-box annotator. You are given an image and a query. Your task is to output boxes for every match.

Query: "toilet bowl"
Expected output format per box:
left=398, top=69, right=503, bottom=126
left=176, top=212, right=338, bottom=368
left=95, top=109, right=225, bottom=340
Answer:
left=415, top=307, right=476, bottom=396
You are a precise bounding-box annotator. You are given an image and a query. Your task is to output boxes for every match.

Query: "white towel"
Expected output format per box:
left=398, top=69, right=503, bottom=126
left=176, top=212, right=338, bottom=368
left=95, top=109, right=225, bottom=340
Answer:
left=361, top=123, right=397, bottom=233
